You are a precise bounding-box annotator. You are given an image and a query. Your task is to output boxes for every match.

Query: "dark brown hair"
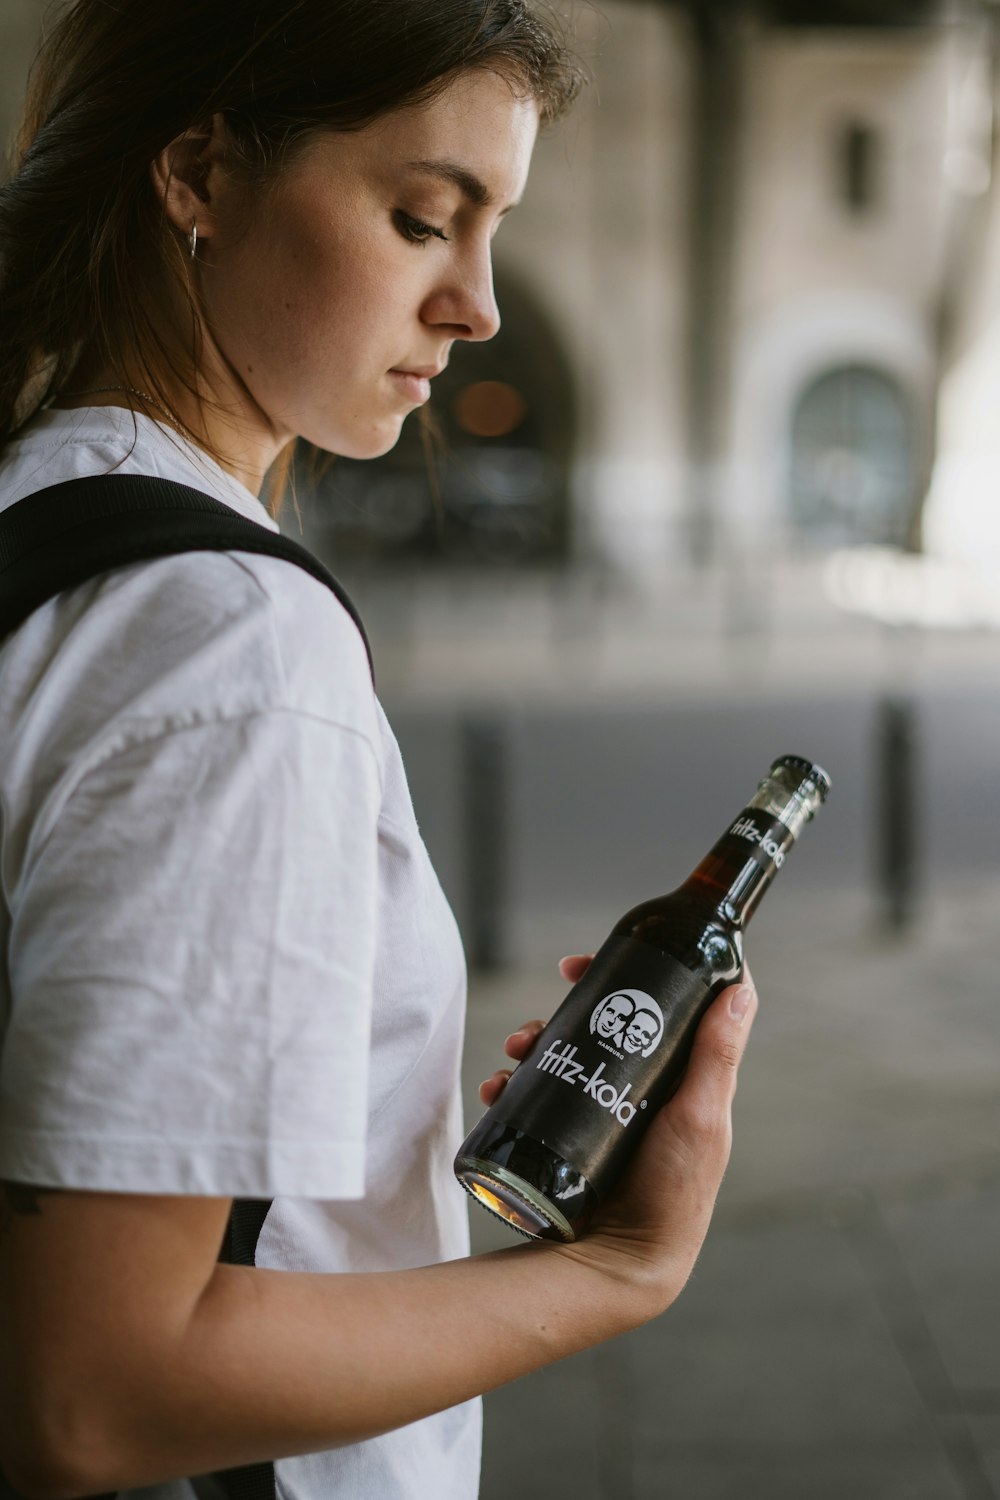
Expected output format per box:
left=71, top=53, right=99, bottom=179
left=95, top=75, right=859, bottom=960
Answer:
left=0, top=0, right=584, bottom=516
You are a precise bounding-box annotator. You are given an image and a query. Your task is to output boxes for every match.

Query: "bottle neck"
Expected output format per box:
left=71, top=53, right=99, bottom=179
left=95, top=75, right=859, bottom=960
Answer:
left=680, top=780, right=816, bottom=927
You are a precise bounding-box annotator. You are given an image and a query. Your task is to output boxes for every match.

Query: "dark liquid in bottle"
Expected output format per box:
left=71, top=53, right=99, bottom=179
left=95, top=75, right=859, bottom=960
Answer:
left=456, top=762, right=829, bottom=1241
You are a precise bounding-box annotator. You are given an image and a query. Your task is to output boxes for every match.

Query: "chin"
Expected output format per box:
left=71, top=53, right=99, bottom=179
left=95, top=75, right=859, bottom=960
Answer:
left=312, top=417, right=408, bottom=462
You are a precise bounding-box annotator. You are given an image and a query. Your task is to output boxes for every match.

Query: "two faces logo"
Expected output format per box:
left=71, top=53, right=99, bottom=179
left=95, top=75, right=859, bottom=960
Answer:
left=590, top=989, right=664, bottom=1058
left=533, top=989, right=665, bottom=1130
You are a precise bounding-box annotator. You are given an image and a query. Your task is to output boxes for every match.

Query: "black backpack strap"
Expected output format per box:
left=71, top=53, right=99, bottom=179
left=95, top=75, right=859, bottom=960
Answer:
left=198, top=1201, right=277, bottom=1500
left=0, top=472, right=373, bottom=684
left=0, top=472, right=377, bottom=1500
left=219, top=1198, right=274, bottom=1268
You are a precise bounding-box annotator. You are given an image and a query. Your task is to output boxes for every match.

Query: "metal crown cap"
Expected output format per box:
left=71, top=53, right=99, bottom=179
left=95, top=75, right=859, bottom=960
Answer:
left=770, top=755, right=832, bottom=803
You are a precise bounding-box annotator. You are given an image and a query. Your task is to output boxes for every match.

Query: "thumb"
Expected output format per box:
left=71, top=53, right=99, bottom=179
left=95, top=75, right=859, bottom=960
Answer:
left=672, top=980, right=758, bottom=1122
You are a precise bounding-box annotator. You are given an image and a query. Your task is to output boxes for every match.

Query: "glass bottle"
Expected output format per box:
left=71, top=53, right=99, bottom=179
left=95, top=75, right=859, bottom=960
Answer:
left=455, top=755, right=831, bottom=1241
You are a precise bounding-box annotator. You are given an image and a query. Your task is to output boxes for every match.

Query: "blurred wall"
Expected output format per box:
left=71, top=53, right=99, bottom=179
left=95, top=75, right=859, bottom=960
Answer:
left=497, top=2, right=694, bottom=572
left=922, top=15, right=1000, bottom=573
left=726, top=24, right=957, bottom=558
left=488, top=5, right=972, bottom=573
left=2, top=1, right=992, bottom=578
left=0, top=0, right=43, bottom=172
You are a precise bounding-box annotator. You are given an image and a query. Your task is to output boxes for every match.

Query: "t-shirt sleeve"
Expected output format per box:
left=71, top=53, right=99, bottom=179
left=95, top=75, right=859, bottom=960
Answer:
left=0, top=708, right=382, bottom=1199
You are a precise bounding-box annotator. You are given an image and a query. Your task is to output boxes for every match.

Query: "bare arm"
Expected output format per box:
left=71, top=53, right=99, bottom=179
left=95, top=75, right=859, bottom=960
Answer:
left=0, top=975, right=757, bottom=1500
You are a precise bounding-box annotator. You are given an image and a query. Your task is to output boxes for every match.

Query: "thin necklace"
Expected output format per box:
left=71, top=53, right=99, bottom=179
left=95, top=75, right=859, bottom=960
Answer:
left=61, top=385, right=176, bottom=422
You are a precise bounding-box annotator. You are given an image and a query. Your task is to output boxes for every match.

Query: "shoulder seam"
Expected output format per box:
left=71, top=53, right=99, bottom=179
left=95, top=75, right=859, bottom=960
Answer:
left=76, top=706, right=383, bottom=788
left=224, top=548, right=371, bottom=683
left=15, top=707, right=385, bottom=908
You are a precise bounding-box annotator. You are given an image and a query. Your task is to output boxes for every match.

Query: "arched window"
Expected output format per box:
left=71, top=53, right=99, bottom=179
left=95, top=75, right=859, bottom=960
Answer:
left=787, top=365, right=916, bottom=547
left=298, top=271, right=575, bottom=566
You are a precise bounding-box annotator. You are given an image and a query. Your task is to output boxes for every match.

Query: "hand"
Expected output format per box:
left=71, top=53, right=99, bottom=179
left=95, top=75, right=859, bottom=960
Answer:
left=478, top=953, right=594, bottom=1107
left=564, top=970, right=758, bottom=1319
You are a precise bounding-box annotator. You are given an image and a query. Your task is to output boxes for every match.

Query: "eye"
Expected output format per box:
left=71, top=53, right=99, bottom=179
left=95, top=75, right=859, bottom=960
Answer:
left=393, top=210, right=450, bottom=245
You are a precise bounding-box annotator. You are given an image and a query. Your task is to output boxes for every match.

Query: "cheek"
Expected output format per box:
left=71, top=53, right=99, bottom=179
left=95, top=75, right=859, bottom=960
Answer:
left=205, top=210, right=359, bottom=362
left=269, top=243, right=410, bottom=387
left=202, top=198, right=424, bottom=447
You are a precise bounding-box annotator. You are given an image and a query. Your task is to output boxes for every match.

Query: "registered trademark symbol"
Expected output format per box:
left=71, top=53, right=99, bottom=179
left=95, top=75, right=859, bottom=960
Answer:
left=640, top=1100, right=648, bottom=1109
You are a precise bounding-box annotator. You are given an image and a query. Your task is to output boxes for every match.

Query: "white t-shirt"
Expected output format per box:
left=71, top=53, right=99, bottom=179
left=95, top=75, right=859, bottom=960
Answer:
left=0, top=406, right=481, bottom=1500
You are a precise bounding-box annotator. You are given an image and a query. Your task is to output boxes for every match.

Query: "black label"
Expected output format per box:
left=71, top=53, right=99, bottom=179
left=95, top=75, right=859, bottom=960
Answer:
left=492, top=934, right=714, bottom=1196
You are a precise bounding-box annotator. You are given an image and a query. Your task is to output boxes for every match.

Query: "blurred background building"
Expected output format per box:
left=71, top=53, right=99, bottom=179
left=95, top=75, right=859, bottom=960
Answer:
left=4, top=1, right=998, bottom=599
left=315, top=0, right=992, bottom=586
left=290, top=0, right=998, bottom=583
left=2, top=3, right=998, bottom=1496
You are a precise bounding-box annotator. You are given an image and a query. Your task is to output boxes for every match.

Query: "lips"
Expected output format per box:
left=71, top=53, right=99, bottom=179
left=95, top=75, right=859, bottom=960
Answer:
left=387, top=357, right=448, bottom=406
left=388, top=370, right=432, bottom=404
left=392, top=364, right=446, bottom=379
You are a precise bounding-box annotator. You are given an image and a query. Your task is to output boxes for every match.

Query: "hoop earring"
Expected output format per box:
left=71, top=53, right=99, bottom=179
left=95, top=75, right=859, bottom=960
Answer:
left=189, top=220, right=198, bottom=260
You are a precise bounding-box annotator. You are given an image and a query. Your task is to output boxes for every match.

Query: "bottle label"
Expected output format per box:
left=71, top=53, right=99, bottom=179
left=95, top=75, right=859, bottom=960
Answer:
left=490, top=934, right=714, bottom=1196
left=717, top=809, right=794, bottom=870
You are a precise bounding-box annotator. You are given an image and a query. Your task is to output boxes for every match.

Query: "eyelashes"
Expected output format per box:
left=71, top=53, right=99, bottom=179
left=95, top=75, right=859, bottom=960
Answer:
left=393, top=209, right=450, bottom=245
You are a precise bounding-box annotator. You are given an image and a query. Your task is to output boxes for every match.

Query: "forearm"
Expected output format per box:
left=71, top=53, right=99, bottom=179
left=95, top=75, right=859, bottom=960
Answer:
left=17, top=981, right=754, bottom=1500
left=72, top=1244, right=649, bottom=1496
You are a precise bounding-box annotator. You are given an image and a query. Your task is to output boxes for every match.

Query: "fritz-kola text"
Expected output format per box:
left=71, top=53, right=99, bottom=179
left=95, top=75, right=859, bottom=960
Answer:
left=535, top=1040, right=640, bottom=1125
left=729, top=816, right=786, bottom=866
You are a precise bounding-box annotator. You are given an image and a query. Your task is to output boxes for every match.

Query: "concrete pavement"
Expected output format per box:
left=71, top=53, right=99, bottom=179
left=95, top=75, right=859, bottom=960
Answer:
left=459, top=885, right=1000, bottom=1500
left=366, top=551, right=1000, bottom=1495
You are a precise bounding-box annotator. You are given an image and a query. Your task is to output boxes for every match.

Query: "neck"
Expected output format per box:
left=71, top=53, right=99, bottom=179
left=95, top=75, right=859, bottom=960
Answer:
left=53, top=342, right=289, bottom=496
left=679, top=852, right=779, bottom=928
left=680, top=807, right=798, bottom=927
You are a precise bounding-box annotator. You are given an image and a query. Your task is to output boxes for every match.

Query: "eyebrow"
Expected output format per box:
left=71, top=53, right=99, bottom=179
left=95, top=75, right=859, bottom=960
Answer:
left=403, top=158, right=519, bottom=214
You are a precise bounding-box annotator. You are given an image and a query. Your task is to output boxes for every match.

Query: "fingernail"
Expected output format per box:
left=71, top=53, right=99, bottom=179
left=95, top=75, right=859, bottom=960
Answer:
left=729, top=985, right=754, bottom=1024
left=505, top=1027, right=529, bottom=1044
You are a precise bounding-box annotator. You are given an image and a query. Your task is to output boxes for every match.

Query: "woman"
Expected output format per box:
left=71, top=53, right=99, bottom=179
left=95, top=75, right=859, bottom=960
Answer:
left=0, top=3, right=759, bottom=1497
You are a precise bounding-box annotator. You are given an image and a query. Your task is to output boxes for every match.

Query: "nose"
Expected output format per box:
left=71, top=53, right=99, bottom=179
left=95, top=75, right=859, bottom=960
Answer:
left=422, top=244, right=501, bottom=343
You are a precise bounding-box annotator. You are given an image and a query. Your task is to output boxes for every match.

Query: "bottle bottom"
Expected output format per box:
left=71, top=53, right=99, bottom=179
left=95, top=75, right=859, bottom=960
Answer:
left=454, top=1119, right=600, bottom=1242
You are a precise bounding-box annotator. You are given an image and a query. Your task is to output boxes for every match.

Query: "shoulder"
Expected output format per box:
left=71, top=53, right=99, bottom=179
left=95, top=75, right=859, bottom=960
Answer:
left=0, top=412, right=380, bottom=760
left=0, top=547, right=386, bottom=916
left=0, top=545, right=383, bottom=836
left=74, top=546, right=378, bottom=756
left=215, top=547, right=377, bottom=742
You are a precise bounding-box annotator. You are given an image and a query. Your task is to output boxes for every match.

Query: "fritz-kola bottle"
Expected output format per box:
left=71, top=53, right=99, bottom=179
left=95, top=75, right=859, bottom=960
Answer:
left=455, top=755, right=830, bottom=1242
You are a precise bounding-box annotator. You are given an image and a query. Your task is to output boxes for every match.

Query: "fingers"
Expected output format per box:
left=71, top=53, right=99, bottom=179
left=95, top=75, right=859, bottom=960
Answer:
left=565, top=976, right=759, bottom=1312
left=479, top=1069, right=512, bottom=1106
left=503, top=1020, right=545, bottom=1061
left=558, top=953, right=595, bottom=983
left=476, top=949, right=594, bottom=1109
left=477, top=1019, right=545, bottom=1107
left=667, top=979, right=758, bottom=1146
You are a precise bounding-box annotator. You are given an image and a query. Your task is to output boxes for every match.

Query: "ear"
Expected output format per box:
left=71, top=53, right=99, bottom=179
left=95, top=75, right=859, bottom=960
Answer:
left=149, top=112, right=229, bottom=250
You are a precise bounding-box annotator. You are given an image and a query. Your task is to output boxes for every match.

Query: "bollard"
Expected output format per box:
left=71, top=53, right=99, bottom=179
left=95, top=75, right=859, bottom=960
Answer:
left=461, top=715, right=508, bottom=971
left=876, top=696, right=919, bottom=932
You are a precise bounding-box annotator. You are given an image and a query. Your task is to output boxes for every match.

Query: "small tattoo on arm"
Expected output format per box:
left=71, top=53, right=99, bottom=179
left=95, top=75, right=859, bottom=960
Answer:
left=0, top=1181, right=63, bottom=1243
